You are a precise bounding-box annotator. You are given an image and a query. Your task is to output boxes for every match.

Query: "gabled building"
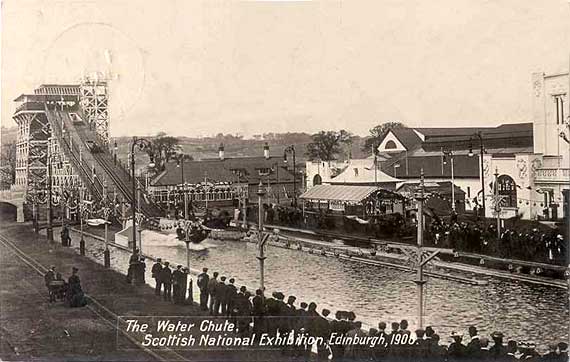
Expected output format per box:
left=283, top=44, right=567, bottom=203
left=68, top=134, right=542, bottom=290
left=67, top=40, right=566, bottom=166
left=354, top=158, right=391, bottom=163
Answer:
left=378, top=123, right=534, bottom=213
left=149, top=144, right=300, bottom=211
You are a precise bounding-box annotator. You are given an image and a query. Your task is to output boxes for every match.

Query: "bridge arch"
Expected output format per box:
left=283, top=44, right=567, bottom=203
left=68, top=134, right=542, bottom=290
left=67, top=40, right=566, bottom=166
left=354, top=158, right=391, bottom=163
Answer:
left=0, top=201, right=18, bottom=222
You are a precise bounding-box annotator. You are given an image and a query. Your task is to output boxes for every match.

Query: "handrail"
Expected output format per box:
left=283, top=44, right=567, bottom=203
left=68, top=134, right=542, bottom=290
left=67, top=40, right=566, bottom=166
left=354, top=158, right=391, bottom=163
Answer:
left=49, top=107, right=164, bottom=219
left=45, top=108, right=104, bottom=200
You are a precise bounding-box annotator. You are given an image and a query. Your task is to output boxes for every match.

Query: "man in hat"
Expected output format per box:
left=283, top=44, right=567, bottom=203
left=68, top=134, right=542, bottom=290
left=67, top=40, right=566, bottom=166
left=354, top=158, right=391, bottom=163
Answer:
left=505, top=340, right=518, bottom=361
left=181, top=267, right=189, bottom=304
left=285, top=296, right=297, bottom=332
left=197, top=268, right=210, bottom=310
left=208, top=272, right=219, bottom=315
left=225, top=278, right=237, bottom=317
left=234, top=286, right=251, bottom=335
left=478, top=337, right=490, bottom=360
left=413, top=328, right=428, bottom=360
left=447, top=331, right=466, bottom=361
left=523, top=342, right=540, bottom=361
left=466, top=325, right=481, bottom=357
left=558, top=342, right=568, bottom=361
left=60, top=224, right=71, bottom=247
left=428, top=334, right=447, bottom=360
left=160, top=262, right=172, bottom=301
left=265, top=292, right=281, bottom=336
left=542, top=343, right=559, bottom=362
left=489, top=331, right=506, bottom=359
left=252, top=289, right=266, bottom=334
left=216, top=276, right=227, bottom=315
left=372, top=322, right=388, bottom=360
left=151, top=258, right=163, bottom=296
left=399, top=319, right=411, bottom=336
left=138, top=257, right=146, bottom=285
left=172, top=265, right=184, bottom=304
left=44, top=266, right=57, bottom=302
left=274, top=292, right=288, bottom=334
left=127, top=248, right=140, bottom=284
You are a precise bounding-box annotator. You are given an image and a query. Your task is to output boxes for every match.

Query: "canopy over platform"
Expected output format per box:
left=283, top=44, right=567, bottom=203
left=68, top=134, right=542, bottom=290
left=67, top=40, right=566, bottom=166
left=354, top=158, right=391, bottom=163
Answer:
left=300, top=184, right=403, bottom=204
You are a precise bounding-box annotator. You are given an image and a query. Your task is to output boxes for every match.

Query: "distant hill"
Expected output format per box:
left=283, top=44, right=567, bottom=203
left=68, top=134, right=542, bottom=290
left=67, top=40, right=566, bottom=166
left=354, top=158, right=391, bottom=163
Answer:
left=113, top=132, right=369, bottom=168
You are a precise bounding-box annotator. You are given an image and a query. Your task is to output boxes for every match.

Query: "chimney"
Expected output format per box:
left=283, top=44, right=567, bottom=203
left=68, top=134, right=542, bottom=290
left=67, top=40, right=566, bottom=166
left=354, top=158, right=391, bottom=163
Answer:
left=218, top=143, right=225, bottom=160
left=263, top=142, right=270, bottom=160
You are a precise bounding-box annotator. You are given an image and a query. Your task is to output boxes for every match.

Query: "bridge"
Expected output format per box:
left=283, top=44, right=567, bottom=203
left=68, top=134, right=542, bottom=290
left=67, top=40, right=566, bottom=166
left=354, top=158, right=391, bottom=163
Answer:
left=8, top=79, right=163, bottom=227
left=0, top=186, right=25, bottom=222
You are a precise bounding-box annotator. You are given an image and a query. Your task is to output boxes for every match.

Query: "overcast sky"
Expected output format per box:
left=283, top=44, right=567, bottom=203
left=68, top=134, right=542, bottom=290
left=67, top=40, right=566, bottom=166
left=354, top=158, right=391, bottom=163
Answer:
left=1, top=0, right=569, bottom=138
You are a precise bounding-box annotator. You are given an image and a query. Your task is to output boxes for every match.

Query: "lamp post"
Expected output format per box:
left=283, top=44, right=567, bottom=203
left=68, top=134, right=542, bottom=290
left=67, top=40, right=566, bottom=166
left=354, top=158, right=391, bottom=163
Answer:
left=493, top=168, right=502, bottom=240
left=443, top=149, right=456, bottom=212
left=558, top=113, right=570, bottom=328
left=469, top=132, right=486, bottom=218
left=29, top=187, right=39, bottom=233
left=414, top=169, right=427, bottom=329
left=46, top=141, right=54, bottom=242
left=256, top=181, right=267, bottom=294
left=182, top=220, right=194, bottom=303
left=130, top=137, right=154, bottom=253
left=284, top=145, right=297, bottom=207
left=78, top=187, right=87, bottom=256
left=102, top=179, right=111, bottom=268
left=176, top=154, right=189, bottom=220
left=113, top=140, right=118, bottom=165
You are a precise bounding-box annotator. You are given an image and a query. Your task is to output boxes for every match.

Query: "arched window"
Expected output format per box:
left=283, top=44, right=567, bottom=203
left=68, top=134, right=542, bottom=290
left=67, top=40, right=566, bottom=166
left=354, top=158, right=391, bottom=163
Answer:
left=313, top=174, right=322, bottom=186
left=497, top=175, right=517, bottom=208
left=385, top=140, right=397, bottom=150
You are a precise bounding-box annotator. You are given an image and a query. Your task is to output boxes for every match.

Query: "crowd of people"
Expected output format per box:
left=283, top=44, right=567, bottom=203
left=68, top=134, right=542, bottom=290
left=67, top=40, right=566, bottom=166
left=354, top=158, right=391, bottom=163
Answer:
left=246, top=203, right=567, bottom=266
left=428, top=216, right=567, bottom=265
left=43, top=266, right=87, bottom=308
left=143, top=261, right=569, bottom=361
left=150, top=256, right=191, bottom=304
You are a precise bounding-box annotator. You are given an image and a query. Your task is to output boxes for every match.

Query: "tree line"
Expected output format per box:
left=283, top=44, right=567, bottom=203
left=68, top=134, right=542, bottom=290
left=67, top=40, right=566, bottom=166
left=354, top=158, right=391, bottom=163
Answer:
left=305, top=121, right=405, bottom=162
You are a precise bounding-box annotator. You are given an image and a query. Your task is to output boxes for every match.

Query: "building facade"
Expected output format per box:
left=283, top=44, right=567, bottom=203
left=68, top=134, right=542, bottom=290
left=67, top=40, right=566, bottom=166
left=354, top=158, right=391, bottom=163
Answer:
left=528, top=70, right=569, bottom=220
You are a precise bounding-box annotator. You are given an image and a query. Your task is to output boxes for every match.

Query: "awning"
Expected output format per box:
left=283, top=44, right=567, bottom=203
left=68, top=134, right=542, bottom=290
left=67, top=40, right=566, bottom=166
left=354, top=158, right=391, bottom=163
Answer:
left=300, top=185, right=380, bottom=203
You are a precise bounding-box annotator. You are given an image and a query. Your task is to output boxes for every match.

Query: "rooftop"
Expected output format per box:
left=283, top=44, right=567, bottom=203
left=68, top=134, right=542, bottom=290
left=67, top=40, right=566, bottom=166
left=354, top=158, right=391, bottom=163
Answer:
left=151, top=156, right=296, bottom=186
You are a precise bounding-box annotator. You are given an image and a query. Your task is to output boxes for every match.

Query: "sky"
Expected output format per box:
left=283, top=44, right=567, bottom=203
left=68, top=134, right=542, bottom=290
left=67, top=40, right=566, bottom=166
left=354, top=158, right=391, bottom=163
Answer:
left=1, top=0, right=569, bottom=138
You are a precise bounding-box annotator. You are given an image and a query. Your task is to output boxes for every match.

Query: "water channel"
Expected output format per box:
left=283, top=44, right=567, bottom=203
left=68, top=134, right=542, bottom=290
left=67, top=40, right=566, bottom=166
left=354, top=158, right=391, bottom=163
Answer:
left=72, top=228, right=568, bottom=353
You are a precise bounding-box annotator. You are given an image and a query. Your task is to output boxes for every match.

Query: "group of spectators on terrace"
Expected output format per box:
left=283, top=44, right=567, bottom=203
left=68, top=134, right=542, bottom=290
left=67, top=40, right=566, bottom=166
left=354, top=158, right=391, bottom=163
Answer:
left=427, top=215, right=566, bottom=265
left=142, top=261, right=569, bottom=361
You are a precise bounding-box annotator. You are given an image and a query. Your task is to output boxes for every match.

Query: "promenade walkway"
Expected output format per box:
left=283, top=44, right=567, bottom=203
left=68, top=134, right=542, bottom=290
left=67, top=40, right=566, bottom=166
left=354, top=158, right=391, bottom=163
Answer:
left=0, top=221, right=277, bottom=361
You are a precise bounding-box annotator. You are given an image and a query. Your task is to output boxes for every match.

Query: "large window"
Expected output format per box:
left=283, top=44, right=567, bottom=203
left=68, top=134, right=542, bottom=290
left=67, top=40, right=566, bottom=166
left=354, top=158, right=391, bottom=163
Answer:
left=313, top=174, right=322, bottom=185
left=497, top=175, right=517, bottom=208
left=554, top=94, right=565, bottom=125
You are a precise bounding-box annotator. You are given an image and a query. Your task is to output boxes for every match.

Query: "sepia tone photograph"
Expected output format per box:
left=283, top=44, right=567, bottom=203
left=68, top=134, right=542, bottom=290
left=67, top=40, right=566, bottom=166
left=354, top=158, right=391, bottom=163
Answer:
left=0, top=0, right=569, bottom=361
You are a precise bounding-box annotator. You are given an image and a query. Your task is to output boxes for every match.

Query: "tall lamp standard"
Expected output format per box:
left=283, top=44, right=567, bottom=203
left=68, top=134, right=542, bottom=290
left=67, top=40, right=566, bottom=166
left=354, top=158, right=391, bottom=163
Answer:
left=113, top=140, right=118, bottom=165
left=176, top=154, right=190, bottom=220
left=414, top=169, right=427, bottom=328
left=182, top=220, right=194, bottom=303
left=78, top=186, right=87, bottom=256
left=469, top=132, right=486, bottom=218
left=102, top=179, right=112, bottom=268
left=256, top=181, right=267, bottom=295
left=130, top=137, right=154, bottom=253
left=558, top=112, right=570, bottom=332
left=283, top=145, right=297, bottom=207
left=46, top=141, right=54, bottom=242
